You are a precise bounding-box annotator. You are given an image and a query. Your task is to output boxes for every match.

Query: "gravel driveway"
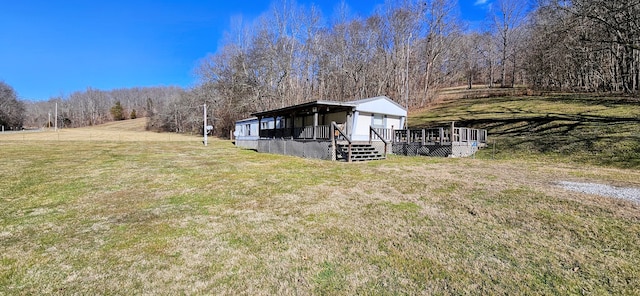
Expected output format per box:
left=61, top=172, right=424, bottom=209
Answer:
left=558, top=181, right=640, bottom=203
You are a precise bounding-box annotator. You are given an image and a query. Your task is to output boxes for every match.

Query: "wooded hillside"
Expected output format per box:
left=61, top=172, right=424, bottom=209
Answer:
left=14, top=0, right=640, bottom=138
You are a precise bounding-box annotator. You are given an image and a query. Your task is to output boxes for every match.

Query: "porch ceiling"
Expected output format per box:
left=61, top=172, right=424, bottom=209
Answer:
left=252, top=100, right=356, bottom=118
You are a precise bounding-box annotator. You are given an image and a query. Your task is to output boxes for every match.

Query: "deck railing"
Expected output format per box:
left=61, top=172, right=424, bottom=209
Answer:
left=369, top=127, right=390, bottom=156
left=394, top=127, right=487, bottom=145
left=369, top=127, right=393, bottom=141
left=260, top=125, right=331, bottom=140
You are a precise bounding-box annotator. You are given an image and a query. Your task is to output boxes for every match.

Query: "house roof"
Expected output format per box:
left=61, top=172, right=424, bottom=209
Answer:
left=235, top=117, right=258, bottom=123
left=250, top=96, right=406, bottom=118
left=347, top=96, right=407, bottom=111
left=251, top=100, right=356, bottom=118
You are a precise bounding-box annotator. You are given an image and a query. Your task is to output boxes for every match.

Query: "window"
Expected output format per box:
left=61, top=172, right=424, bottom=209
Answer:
left=245, top=124, right=251, bottom=136
left=372, top=114, right=384, bottom=128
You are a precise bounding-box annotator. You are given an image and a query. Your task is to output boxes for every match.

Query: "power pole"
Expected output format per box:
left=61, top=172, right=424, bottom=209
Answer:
left=203, top=103, right=208, bottom=146
left=54, top=102, right=58, bottom=131
left=405, top=33, right=412, bottom=128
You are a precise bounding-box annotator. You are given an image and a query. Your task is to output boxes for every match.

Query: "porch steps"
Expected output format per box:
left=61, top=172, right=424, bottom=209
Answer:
left=336, top=143, right=385, bottom=161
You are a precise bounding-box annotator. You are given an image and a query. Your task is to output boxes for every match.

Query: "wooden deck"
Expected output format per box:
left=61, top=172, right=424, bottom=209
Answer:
left=393, top=127, right=487, bottom=147
left=254, top=122, right=487, bottom=159
left=392, top=125, right=488, bottom=157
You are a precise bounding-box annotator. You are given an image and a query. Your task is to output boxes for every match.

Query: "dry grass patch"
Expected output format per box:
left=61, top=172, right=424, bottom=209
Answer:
left=1, top=126, right=639, bottom=294
left=0, top=118, right=197, bottom=142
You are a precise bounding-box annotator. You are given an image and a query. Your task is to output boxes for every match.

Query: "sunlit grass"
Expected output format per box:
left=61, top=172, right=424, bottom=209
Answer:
left=410, top=94, right=640, bottom=168
left=2, top=122, right=640, bottom=294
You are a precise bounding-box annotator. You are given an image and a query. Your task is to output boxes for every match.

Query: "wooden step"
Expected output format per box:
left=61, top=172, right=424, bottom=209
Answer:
left=335, top=143, right=385, bottom=162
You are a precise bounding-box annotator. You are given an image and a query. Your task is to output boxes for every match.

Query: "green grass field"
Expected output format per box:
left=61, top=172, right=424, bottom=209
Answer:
left=1, top=95, right=640, bottom=294
left=411, top=94, right=640, bottom=168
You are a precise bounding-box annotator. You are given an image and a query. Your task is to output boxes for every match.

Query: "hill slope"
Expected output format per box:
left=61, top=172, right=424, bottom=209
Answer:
left=410, top=92, right=640, bottom=168
left=0, top=117, right=198, bottom=142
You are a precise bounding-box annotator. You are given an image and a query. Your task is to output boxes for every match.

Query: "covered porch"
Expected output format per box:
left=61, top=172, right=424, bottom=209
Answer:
left=253, top=101, right=356, bottom=140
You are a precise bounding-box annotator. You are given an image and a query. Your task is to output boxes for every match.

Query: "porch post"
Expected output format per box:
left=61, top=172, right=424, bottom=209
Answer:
left=313, top=109, right=318, bottom=140
left=351, top=110, right=359, bottom=140
left=258, top=116, right=262, bottom=138
left=291, top=114, right=295, bottom=139
left=451, top=121, right=455, bottom=143
left=330, top=122, right=336, bottom=161
left=273, top=116, right=277, bottom=138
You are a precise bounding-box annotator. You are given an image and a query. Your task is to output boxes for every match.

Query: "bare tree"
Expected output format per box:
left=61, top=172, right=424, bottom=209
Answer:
left=491, top=0, right=529, bottom=87
left=0, top=81, right=25, bottom=130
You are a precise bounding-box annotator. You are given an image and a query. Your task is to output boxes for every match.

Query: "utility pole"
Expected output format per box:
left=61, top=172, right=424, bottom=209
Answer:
left=54, top=102, right=58, bottom=131
left=48, top=112, right=51, bottom=129
left=405, top=33, right=412, bottom=128
left=203, top=103, right=208, bottom=146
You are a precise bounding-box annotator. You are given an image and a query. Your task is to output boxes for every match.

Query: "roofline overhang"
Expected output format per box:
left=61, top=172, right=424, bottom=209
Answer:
left=251, top=100, right=356, bottom=118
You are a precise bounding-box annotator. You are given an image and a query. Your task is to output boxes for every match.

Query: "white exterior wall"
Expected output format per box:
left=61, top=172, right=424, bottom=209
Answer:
left=234, top=118, right=259, bottom=140
left=354, top=98, right=406, bottom=116
left=386, top=117, right=401, bottom=130
left=353, top=113, right=372, bottom=141
left=349, top=97, right=407, bottom=142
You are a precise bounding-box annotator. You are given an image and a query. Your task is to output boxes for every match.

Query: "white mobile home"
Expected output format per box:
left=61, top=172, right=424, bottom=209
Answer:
left=234, top=96, right=407, bottom=161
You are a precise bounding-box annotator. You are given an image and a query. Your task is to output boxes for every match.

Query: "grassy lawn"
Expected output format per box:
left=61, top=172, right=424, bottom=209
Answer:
left=410, top=94, right=640, bottom=168
left=1, top=119, right=640, bottom=294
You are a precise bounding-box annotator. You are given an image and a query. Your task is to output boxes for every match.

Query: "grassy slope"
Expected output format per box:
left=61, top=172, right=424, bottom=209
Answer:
left=410, top=93, right=640, bottom=168
left=1, top=116, right=640, bottom=294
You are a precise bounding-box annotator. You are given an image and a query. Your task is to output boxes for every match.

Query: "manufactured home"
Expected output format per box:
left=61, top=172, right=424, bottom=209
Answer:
left=234, top=96, right=487, bottom=161
left=234, top=96, right=406, bottom=161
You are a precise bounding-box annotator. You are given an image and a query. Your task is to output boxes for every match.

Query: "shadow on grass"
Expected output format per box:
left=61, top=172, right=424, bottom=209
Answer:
left=411, top=95, right=640, bottom=168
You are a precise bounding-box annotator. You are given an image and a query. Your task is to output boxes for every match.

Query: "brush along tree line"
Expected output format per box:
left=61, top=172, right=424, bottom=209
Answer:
left=14, top=0, right=640, bottom=138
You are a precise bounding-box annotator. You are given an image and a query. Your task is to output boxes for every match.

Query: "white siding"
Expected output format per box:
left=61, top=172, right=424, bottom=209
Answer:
left=234, top=118, right=260, bottom=141
left=353, top=113, right=372, bottom=140
left=354, top=98, right=406, bottom=117
left=386, top=117, right=401, bottom=130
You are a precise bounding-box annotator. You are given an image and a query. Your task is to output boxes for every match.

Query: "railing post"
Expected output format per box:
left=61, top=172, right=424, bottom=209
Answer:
left=421, top=129, right=426, bottom=145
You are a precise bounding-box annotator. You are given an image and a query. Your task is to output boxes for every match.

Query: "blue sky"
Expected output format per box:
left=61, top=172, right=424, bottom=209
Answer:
left=1, top=0, right=491, bottom=101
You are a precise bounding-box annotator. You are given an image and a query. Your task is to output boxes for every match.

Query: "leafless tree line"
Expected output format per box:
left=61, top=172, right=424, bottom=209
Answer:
left=11, top=0, right=638, bottom=137
left=0, top=81, right=25, bottom=131
left=525, top=0, right=640, bottom=93
left=196, top=0, right=534, bottom=137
